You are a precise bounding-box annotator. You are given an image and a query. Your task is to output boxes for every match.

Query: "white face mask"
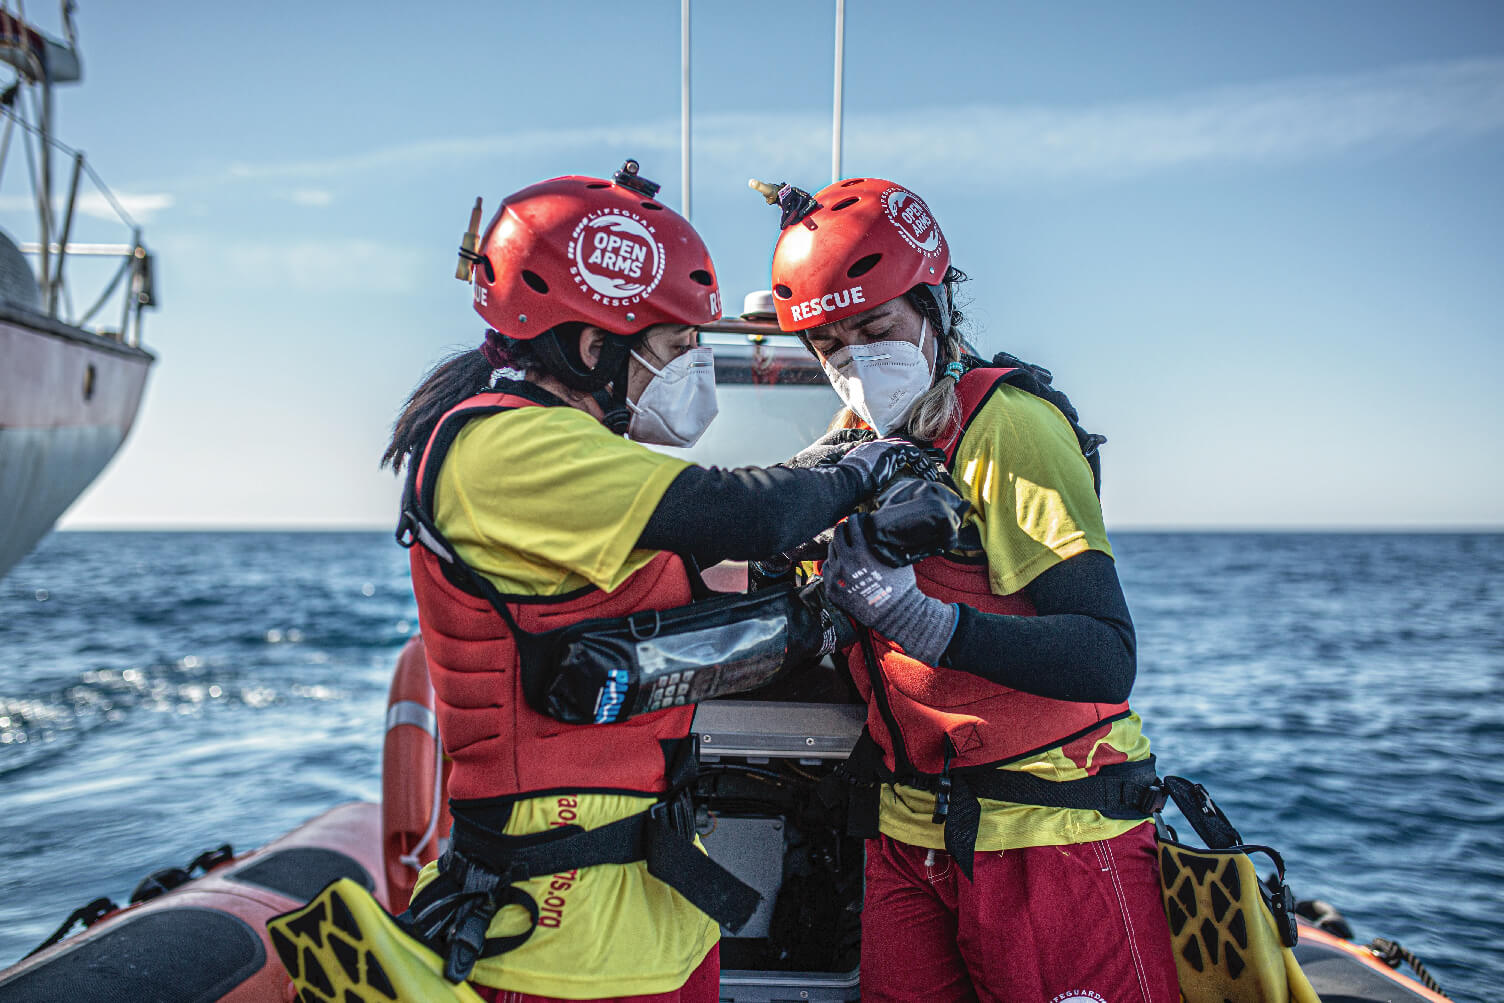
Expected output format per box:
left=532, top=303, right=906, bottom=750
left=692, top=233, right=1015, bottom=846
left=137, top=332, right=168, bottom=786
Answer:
left=821, top=319, right=932, bottom=436
left=626, top=346, right=719, bottom=448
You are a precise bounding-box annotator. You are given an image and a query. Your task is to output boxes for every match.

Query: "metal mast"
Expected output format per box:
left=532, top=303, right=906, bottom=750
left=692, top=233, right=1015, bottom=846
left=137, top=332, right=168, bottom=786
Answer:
left=680, top=0, right=691, bottom=219
left=832, top=0, right=846, bottom=182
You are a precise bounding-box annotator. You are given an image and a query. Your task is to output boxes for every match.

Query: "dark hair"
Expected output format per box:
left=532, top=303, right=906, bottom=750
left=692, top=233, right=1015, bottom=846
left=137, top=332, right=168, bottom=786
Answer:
left=905, top=265, right=969, bottom=342
left=380, top=346, right=494, bottom=475
left=380, top=323, right=639, bottom=474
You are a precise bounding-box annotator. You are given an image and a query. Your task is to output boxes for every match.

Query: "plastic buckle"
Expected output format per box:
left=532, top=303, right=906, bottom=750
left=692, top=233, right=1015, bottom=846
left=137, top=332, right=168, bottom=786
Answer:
left=442, top=898, right=498, bottom=984
left=931, top=774, right=952, bottom=824
left=1261, top=878, right=1299, bottom=949
left=650, top=793, right=694, bottom=838
left=1139, top=782, right=1169, bottom=817
left=395, top=511, right=418, bottom=548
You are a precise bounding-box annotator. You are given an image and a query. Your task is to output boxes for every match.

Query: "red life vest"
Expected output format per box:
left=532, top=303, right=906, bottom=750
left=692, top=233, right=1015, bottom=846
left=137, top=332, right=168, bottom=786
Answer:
left=404, top=385, right=698, bottom=803
left=846, top=367, right=1131, bottom=779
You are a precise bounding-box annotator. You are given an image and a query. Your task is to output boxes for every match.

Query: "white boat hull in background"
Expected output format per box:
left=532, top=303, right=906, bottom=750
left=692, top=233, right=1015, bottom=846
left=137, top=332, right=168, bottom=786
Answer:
left=0, top=309, right=152, bottom=577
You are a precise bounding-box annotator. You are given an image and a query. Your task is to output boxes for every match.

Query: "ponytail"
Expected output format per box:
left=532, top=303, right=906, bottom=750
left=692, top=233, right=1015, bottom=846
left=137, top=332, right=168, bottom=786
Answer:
left=381, top=347, right=494, bottom=474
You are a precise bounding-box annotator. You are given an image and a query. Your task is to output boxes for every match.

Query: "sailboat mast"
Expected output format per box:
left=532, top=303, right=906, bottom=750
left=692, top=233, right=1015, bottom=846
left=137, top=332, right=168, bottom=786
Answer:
left=831, top=0, right=845, bottom=183
left=681, top=0, right=691, bottom=220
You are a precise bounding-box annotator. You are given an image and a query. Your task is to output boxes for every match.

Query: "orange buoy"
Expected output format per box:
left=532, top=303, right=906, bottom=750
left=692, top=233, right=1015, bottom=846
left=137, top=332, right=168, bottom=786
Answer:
left=380, top=634, right=451, bottom=911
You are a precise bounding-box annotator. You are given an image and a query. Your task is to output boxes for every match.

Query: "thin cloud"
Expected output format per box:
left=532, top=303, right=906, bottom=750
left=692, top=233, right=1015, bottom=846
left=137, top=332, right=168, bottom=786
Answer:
left=844, top=58, right=1504, bottom=180
left=287, top=189, right=334, bottom=207
left=0, top=190, right=175, bottom=224
left=221, top=124, right=675, bottom=182
left=76, top=191, right=175, bottom=223
left=223, top=238, right=425, bottom=293
left=211, top=57, right=1504, bottom=186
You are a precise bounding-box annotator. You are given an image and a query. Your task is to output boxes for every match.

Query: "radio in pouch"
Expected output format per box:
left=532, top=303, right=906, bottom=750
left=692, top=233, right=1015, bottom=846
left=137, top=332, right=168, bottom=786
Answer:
left=518, top=583, right=848, bottom=725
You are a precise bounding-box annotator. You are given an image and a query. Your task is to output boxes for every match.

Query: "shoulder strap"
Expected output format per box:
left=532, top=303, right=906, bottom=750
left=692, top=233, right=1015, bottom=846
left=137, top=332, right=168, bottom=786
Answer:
left=942, top=356, right=1106, bottom=496
left=395, top=382, right=585, bottom=637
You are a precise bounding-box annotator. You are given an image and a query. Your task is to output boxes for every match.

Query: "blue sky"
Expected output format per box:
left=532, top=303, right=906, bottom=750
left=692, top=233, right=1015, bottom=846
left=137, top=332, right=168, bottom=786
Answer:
left=14, top=0, right=1501, bottom=529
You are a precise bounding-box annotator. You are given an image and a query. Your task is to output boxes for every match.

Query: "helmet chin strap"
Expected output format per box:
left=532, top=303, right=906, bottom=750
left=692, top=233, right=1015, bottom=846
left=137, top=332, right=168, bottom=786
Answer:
left=590, top=335, right=635, bottom=434
left=919, top=281, right=952, bottom=337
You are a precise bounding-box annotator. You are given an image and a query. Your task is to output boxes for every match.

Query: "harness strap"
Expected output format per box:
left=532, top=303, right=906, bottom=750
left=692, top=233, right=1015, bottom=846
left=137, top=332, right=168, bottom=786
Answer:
left=840, top=732, right=1162, bottom=880
left=937, top=756, right=1161, bottom=878
left=404, top=800, right=760, bottom=983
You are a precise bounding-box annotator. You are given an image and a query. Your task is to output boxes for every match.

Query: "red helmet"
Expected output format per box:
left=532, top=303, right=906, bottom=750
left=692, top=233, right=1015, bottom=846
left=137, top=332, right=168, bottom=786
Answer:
left=469, top=169, right=721, bottom=338
left=769, top=178, right=949, bottom=332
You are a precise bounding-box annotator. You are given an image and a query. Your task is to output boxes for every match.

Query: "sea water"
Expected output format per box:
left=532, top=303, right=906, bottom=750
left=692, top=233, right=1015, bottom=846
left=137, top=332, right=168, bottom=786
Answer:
left=1, top=531, right=1500, bottom=999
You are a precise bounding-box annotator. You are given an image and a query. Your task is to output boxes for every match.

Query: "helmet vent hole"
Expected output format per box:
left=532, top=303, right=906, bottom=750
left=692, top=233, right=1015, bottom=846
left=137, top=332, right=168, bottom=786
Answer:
left=839, top=178, right=866, bottom=187
left=847, top=253, right=882, bottom=278
left=689, top=269, right=714, bottom=286
left=521, top=270, right=549, bottom=294
left=830, top=196, right=860, bottom=212
left=773, top=284, right=793, bottom=299
left=641, top=201, right=664, bottom=211
left=585, top=182, right=610, bottom=189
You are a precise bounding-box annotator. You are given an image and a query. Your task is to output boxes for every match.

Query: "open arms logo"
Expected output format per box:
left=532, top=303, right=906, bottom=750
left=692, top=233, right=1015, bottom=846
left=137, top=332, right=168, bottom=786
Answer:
left=570, top=209, right=666, bottom=306
left=883, top=187, right=944, bottom=257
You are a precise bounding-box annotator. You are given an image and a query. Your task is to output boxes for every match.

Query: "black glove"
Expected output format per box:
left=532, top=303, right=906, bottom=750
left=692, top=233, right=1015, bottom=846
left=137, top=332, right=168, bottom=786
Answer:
left=835, top=437, right=943, bottom=497
left=783, top=427, right=877, bottom=470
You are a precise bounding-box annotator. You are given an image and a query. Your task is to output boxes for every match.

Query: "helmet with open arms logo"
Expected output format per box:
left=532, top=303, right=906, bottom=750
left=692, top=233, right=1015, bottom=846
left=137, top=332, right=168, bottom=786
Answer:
left=465, top=163, right=721, bottom=339
left=770, top=177, right=949, bottom=332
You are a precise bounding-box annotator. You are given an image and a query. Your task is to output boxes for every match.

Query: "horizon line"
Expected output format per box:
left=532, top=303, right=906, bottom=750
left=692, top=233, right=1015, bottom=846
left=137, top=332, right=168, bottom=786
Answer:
left=51, top=524, right=1504, bottom=535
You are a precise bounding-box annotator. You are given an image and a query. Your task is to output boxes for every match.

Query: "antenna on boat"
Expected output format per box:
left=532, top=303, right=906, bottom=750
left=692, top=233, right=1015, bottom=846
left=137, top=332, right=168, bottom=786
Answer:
left=680, top=0, right=691, bottom=220
left=832, top=0, right=845, bottom=183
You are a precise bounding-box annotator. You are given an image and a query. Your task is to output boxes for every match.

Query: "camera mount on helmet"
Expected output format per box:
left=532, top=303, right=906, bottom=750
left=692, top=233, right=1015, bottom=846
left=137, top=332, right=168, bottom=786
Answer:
left=614, top=159, right=661, bottom=199
left=749, top=178, right=821, bottom=230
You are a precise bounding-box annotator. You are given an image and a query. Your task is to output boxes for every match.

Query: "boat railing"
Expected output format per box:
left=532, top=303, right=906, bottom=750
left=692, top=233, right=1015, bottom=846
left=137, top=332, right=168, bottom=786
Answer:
left=0, top=1, right=155, bottom=348
left=700, top=317, right=831, bottom=388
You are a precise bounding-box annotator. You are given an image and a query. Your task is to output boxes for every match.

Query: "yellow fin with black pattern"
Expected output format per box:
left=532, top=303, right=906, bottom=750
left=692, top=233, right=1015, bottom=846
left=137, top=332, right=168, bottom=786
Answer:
left=267, top=877, right=486, bottom=1003
left=1159, top=844, right=1320, bottom=1003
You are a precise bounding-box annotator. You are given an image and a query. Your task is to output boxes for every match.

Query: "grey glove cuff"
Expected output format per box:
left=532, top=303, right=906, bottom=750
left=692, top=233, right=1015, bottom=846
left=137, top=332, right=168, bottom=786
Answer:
left=871, top=587, right=958, bottom=667
left=824, top=517, right=959, bottom=666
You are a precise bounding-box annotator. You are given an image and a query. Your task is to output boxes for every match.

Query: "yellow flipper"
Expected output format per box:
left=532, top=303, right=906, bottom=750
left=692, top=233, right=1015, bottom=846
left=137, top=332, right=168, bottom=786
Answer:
left=267, top=878, right=486, bottom=1003
left=1160, top=846, right=1319, bottom=1003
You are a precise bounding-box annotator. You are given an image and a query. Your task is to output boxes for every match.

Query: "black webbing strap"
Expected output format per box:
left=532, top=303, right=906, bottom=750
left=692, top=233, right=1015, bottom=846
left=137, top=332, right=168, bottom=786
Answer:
left=957, top=755, right=1162, bottom=818
left=829, top=728, right=885, bottom=839
left=450, top=807, right=759, bottom=927
left=935, top=755, right=1162, bottom=879
left=841, top=740, right=1163, bottom=881
left=1159, top=775, right=1242, bottom=849
left=406, top=803, right=761, bottom=983
left=1155, top=775, right=1299, bottom=948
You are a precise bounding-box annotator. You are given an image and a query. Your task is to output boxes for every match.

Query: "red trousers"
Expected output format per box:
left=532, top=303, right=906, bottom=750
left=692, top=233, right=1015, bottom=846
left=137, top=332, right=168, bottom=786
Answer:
left=472, top=944, right=719, bottom=1003
left=860, top=825, right=1180, bottom=1003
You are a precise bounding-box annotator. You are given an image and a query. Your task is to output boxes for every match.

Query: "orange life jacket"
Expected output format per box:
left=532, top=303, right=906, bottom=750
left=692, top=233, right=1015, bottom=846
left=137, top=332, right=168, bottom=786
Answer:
left=401, top=383, right=697, bottom=803
left=846, top=367, right=1131, bottom=781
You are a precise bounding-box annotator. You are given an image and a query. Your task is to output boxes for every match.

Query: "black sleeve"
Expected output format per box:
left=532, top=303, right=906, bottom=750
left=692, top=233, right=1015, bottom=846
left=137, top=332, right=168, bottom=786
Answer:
left=939, top=549, right=1136, bottom=704
left=636, top=463, right=866, bottom=566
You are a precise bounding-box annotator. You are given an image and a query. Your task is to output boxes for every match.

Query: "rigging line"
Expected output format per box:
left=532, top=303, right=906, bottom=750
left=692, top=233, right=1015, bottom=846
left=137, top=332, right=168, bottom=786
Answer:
left=21, top=81, right=52, bottom=232
left=76, top=252, right=129, bottom=326
left=0, top=104, right=141, bottom=230
left=18, top=91, right=39, bottom=214
left=0, top=113, right=14, bottom=191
